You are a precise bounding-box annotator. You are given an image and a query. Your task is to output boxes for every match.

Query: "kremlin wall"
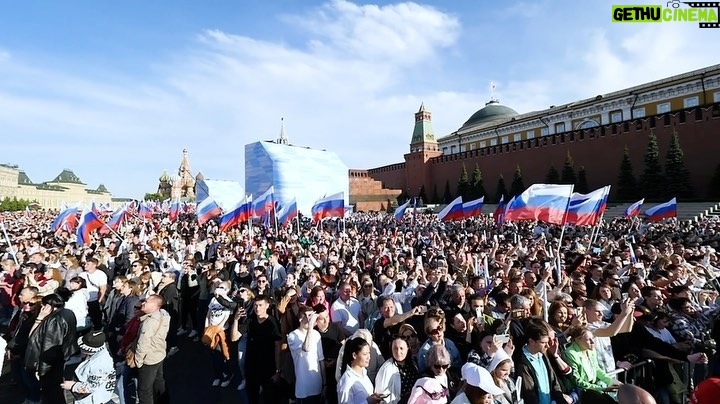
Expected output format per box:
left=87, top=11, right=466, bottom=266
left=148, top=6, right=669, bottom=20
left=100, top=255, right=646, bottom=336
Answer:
left=350, top=64, right=720, bottom=211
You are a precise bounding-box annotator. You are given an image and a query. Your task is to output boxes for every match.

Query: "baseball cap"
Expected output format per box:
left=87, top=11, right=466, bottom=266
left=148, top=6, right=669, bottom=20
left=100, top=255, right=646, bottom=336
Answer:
left=461, top=362, right=503, bottom=395
left=691, top=378, right=720, bottom=404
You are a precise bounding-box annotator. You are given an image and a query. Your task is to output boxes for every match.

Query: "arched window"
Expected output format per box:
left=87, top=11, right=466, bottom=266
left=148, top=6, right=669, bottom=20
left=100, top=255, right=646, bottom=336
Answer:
left=576, top=119, right=600, bottom=129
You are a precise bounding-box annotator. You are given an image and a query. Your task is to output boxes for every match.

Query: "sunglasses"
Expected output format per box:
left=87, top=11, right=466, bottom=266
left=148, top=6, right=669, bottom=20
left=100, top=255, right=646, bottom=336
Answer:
left=429, top=325, right=444, bottom=336
left=432, top=363, right=450, bottom=371
left=363, top=284, right=373, bottom=289
left=238, top=289, right=248, bottom=293
left=420, top=386, right=449, bottom=400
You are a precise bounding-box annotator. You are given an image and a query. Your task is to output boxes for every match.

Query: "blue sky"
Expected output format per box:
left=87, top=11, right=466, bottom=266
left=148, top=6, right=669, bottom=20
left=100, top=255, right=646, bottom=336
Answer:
left=0, top=0, right=716, bottom=199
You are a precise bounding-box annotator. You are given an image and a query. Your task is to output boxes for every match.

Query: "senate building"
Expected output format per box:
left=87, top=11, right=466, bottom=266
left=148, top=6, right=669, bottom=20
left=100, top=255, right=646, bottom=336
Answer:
left=350, top=63, right=720, bottom=211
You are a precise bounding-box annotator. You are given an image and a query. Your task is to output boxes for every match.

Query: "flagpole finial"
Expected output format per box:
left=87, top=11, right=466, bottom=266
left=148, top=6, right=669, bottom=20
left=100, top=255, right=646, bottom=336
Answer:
left=489, top=81, right=497, bottom=102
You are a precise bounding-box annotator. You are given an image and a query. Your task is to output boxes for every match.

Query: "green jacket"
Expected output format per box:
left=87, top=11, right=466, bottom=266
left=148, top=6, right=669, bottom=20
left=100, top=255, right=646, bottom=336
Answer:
left=564, top=342, right=614, bottom=392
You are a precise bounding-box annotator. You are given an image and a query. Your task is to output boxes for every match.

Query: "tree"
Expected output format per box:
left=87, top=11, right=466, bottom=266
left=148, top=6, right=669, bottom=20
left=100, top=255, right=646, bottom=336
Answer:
left=664, top=131, right=694, bottom=199
left=0, top=197, right=33, bottom=212
left=470, top=164, right=486, bottom=200
left=545, top=165, right=560, bottom=184
left=418, top=185, right=428, bottom=206
left=457, top=164, right=471, bottom=200
left=560, top=150, right=577, bottom=185
left=616, top=146, right=637, bottom=201
left=708, top=162, right=720, bottom=199
left=510, top=165, right=525, bottom=197
left=144, top=192, right=163, bottom=201
left=432, top=183, right=440, bottom=204
left=443, top=180, right=453, bottom=203
left=641, top=132, right=665, bottom=200
left=576, top=166, right=589, bottom=194
left=396, top=189, right=409, bottom=205
left=495, top=174, right=507, bottom=203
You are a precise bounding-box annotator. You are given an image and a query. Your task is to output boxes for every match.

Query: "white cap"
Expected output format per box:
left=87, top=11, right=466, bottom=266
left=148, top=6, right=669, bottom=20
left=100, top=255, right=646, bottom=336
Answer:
left=461, top=362, right=504, bottom=395
left=487, top=349, right=511, bottom=373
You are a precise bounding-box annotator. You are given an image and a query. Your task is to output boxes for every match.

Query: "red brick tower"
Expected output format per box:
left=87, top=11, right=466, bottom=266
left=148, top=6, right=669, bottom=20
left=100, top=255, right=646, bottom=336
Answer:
left=404, top=103, right=442, bottom=200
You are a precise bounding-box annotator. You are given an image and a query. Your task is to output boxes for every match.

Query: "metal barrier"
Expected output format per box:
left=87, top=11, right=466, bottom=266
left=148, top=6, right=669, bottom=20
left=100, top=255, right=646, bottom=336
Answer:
left=607, top=359, right=653, bottom=381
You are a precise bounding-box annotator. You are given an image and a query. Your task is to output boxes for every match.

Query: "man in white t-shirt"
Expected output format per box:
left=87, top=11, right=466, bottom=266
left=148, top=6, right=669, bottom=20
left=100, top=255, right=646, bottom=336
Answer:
left=330, top=282, right=362, bottom=337
left=80, top=258, right=108, bottom=329
left=287, top=305, right=325, bottom=403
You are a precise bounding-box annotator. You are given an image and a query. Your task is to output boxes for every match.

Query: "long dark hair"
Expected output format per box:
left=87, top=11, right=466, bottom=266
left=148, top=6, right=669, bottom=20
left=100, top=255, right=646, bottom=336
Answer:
left=341, top=337, right=369, bottom=374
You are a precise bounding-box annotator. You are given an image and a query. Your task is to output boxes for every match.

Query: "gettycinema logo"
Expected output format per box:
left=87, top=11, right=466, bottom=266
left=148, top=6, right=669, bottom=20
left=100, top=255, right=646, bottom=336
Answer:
left=612, top=1, right=720, bottom=27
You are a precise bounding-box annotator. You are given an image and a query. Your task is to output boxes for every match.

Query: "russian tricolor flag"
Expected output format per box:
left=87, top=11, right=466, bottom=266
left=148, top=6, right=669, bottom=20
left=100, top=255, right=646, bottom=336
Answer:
left=277, top=198, right=298, bottom=226
left=51, top=206, right=78, bottom=232
left=169, top=199, right=180, bottom=222
left=76, top=208, right=105, bottom=246
left=196, top=197, right=222, bottom=225
left=624, top=198, right=644, bottom=218
left=394, top=199, right=411, bottom=221
left=138, top=202, right=153, bottom=219
left=565, top=186, right=610, bottom=226
left=438, top=196, right=464, bottom=222
left=504, top=184, right=574, bottom=225
left=494, top=195, right=505, bottom=226
left=252, top=186, right=275, bottom=218
left=644, top=197, right=677, bottom=222
left=311, top=192, right=345, bottom=221
left=219, top=196, right=252, bottom=232
left=462, top=196, right=484, bottom=219
left=101, top=204, right=128, bottom=234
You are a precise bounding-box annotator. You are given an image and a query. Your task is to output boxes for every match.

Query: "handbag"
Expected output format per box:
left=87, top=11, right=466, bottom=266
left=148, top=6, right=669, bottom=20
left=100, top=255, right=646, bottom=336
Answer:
left=125, top=348, right=137, bottom=368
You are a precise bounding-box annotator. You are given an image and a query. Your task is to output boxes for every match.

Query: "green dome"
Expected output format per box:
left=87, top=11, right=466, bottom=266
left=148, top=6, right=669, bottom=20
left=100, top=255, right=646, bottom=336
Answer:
left=461, top=100, right=519, bottom=128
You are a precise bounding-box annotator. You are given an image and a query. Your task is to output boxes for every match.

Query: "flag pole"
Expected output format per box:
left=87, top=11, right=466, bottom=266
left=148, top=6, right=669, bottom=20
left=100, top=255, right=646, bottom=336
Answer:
left=546, top=184, right=575, bottom=322
left=100, top=220, right=126, bottom=243
left=273, top=202, right=278, bottom=235
left=0, top=222, right=18, bottom=265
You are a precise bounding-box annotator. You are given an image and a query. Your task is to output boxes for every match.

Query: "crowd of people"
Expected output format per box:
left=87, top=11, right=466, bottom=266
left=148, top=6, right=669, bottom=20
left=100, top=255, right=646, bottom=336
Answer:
left=2, top=206, right=720, bottom=404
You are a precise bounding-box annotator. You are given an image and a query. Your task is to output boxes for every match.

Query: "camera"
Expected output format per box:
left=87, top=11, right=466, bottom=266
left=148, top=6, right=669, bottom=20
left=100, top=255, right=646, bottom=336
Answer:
left=667, top=0, right=680, bottom=8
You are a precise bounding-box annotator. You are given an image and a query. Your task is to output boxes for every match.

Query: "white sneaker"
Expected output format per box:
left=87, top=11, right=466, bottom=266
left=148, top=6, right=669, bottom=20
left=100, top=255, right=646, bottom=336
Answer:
left=188, top=330, right=198, bottom=338
left=212, top=378, right=221, bottom=387
left=220, top=374, right=234, bottom=388
left=176, top=328, right=187, bottom=336
left=237, top=380, right=246, bottom=391
left=167, top=347, right=179, bottom=357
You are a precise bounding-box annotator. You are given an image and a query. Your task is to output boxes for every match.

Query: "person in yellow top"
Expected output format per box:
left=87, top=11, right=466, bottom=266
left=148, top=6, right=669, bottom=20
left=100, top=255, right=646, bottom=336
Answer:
left=564, top=326, right=622, bottom=403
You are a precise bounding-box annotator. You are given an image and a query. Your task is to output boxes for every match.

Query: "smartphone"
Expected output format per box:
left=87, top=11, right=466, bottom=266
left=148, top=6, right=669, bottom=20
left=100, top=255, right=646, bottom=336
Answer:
left=494, top=334, right=511, bottom=344
left=575, top=307, right=583, bottom=316
left=592, top=247, right=602, bottom=254
left=621, top=292, right=629, bottom=301
left=510, top=309, right=525, bottom=319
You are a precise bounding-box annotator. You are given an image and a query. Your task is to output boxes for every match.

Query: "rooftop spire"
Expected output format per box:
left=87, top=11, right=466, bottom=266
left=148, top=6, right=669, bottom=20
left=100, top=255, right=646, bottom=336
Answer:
left=277, top=118, right=289, bottom=145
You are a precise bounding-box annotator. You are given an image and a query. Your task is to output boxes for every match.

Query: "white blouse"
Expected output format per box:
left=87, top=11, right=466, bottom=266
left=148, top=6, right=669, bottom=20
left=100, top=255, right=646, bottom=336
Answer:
left=338, top=366, right=374, bottom=404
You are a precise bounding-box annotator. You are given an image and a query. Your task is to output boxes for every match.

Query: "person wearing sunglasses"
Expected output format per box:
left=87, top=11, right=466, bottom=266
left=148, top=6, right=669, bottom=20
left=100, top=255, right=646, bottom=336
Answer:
left=417, top=316, right=461, bottom=374
left=5, top=286, right=42, bottom=404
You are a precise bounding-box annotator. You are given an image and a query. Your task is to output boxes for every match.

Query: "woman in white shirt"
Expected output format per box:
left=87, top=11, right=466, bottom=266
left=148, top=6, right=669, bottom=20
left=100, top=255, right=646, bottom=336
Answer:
left=338, top=337, right=386, bottom=404
left=65, top=276, right=90, bottom=330
left=375, top=335, right=419, bottom=404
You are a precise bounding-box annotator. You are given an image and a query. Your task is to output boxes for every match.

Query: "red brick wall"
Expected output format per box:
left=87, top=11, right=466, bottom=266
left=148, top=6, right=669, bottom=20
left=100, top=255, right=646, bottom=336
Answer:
left=367, top=163, right=407, bottom=191
left=367, top=105, right=720, bottom=202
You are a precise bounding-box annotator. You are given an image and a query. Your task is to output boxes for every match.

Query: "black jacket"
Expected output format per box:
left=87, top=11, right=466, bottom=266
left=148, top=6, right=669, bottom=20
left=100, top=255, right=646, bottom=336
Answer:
left=111, top=294, right=140, bottom=334
left=159, top=283, right=180, bottom=318
left=25, top=308, right=78, bottom=376
left=513, top=348, right=566, bottom=404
